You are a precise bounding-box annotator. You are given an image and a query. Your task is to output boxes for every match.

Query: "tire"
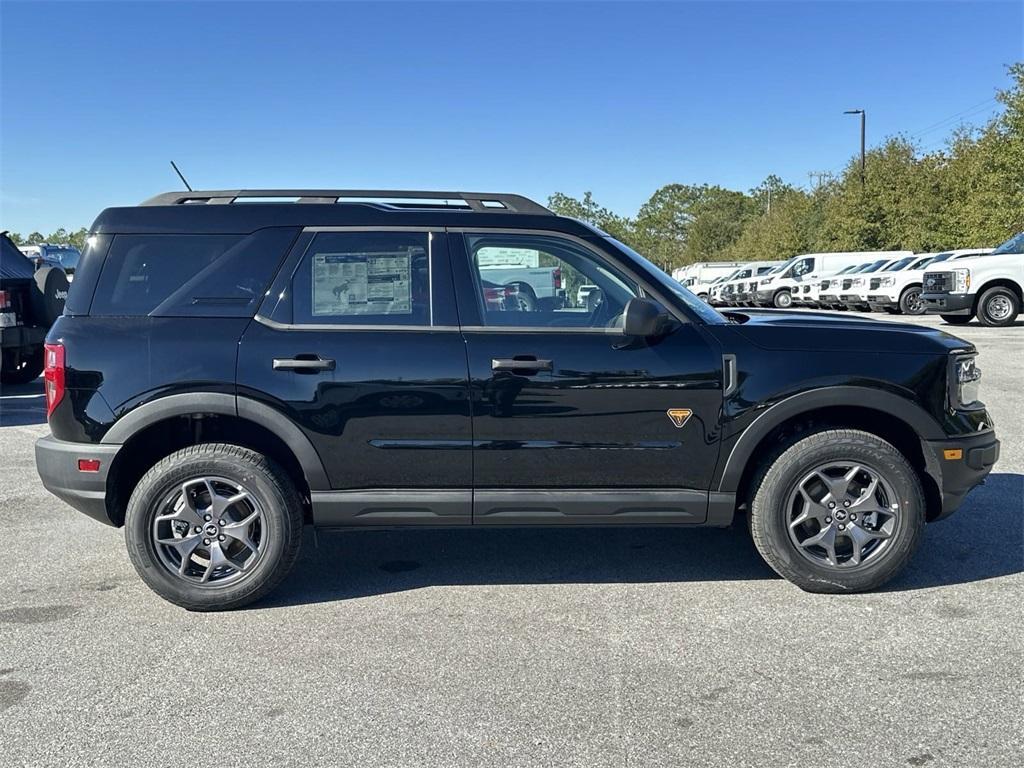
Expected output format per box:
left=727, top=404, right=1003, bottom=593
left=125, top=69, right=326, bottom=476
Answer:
left=30, top=265, right=69, bottom=326
left=898, top=285, right=925, bottom=315
left=749, top=429, right=925, bottom=593
left=510, top=283, right=537, bottom=312
left=976, top=286, right=1020, bottom=327
left=941, top=314, right=972, bottom=325
left=125, top=444, right=303, bottom=611
left=773, top=290, right=793, bottom=309
left=0, top=346, right=44, bottom=384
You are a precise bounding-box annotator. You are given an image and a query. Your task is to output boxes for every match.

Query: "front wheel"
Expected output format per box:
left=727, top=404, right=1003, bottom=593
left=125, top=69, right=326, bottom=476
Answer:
left=750, top=429, right=925, bottom=593
left=125, top=444, right=303, bottom=611
left=773, top=290, right=793, bottom=309
left=898, top=286, right=926, bottom=315
left=941, top=313, right=973, bottom=325
left=976, top=286, right=1020, bottom=327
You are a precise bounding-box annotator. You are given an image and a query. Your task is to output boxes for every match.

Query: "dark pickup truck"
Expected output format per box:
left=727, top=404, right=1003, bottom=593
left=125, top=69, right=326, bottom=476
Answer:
left=1, top=232, right=69, bottom=384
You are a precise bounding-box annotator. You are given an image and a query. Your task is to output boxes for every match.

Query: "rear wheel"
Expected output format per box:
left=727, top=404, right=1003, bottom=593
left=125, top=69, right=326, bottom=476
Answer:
left=976, top=286, right=1020, bottom=327
left=898, top=286, right=926, bottom=315
left=0, top=346, right=44, bottom=384
left=750, top=429, right=924, bottom=593
left=125, top=444, right=303, bottom=611
left=941, top=314, right=973, bottom=325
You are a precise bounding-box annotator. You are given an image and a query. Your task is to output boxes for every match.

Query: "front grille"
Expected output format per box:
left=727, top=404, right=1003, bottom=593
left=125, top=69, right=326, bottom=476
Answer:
left=842, top=279, right=854, bottom=290
left=870, top=278, right=881, bottom=290
left=924, top=271, right=952, bottom=293
left=802, top=285, right=811, bottom=294
left=820, top=280, right=830, bottom=290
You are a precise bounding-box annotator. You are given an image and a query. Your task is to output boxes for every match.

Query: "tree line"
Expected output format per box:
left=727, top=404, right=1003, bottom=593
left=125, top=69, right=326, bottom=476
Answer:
left=549, top=64, right=1023, bottom=271
left=7, top=65, right=1021, bottom=271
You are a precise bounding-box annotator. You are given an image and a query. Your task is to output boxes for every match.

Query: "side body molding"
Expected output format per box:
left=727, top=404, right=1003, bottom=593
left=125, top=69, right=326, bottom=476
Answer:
left=101, top=392, right=331, bottom=491
left=716, top=386, right=945, bottom=493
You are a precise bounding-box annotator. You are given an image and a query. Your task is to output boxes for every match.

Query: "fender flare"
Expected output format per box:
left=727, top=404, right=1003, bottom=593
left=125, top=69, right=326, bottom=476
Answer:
left=101, top=392, right=330, bottom=490
left=715, top=386, right=944, bottom=493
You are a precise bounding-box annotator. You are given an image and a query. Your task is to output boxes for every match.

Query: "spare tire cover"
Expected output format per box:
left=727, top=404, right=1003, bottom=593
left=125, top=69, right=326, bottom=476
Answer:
left=31, top=266, right=70, bottom=326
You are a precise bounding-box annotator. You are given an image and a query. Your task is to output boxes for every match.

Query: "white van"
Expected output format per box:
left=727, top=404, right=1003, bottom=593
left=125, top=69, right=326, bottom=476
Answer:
left=754, top=251, right=913, bottom=309
left=713, top=262, right=781, bottom=306
left=677, top=262, right=746, bottom=300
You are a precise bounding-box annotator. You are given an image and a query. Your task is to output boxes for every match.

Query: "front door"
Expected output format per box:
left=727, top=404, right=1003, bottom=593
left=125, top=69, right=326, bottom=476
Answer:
left=238, top=228, right=473, bottom=526
left=450, top=230, right=724, bottom=525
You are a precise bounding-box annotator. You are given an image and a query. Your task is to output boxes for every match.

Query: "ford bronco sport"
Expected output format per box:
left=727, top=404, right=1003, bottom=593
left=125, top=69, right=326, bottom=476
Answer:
left=35, top=190, right=1000, bottom=610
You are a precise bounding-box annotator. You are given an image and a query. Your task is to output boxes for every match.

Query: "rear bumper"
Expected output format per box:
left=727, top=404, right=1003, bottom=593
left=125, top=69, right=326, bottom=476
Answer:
left=923, top=431, right=1000, bottom=520
left=921, top=292, right=973, bottom=315
left=35, top=434, right=121, bottom=526
left=0, top=325, right=47, bottom=349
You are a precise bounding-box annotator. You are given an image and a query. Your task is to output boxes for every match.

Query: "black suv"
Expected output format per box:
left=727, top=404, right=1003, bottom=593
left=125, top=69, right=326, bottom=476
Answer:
left=35, top=190, right=1000, bottom=610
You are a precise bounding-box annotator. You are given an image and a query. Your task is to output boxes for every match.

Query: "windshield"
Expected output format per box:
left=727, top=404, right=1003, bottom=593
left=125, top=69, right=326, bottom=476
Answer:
left=992, top=231, right=1024, bottom=255
left=607, top=238, right=727, bottom=325
left=883, top=256, right=915, bottom=271
left=861, top=259, right=889, bottom=273
left=907, top=256, right=935, bottom=270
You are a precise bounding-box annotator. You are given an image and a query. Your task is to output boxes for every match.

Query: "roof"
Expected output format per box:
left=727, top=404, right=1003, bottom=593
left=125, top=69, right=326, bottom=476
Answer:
left=1, top=232, right=36, bottom=280
left=90, top=189, right=606, bottom=237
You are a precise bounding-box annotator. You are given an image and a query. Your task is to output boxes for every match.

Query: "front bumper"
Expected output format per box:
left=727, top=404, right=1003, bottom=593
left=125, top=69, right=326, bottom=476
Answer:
left=35, top=434, right=121, bottom=526
left=866, top=294, right=897, bottom=308
left=839, top=293, right=870, bottom=307
left=921, top=292, right=973, bottom=315
left=922, top=430, right=1000, bottom=520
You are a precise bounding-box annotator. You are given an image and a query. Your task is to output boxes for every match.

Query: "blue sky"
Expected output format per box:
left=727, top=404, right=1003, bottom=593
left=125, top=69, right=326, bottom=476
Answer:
left=1, top=1, right=1021, bottom=234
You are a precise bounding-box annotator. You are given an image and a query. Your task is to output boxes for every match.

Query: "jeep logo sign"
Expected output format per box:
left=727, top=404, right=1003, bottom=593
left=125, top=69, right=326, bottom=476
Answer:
left=55, top=289, right=68, bottom=300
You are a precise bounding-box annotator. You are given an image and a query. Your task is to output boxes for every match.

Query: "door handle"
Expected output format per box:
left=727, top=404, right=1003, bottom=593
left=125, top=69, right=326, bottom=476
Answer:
left=491, top=357, right=553, bottom=373
left=273, top=355, right=335, bottom=372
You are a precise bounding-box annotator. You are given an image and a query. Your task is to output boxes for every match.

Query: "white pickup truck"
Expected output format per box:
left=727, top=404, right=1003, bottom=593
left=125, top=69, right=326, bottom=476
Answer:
left=921, top=232, right=1024, bottom=327
left=863, top=249, right=991, bottom=315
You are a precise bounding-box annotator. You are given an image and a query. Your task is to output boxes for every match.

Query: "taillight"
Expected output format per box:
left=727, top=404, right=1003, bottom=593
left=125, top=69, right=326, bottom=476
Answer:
left=552, top=267, right=562, bottom=289
left=44, top=343, right=65, bottom=418
left=0, top=290, right=9, bottom=309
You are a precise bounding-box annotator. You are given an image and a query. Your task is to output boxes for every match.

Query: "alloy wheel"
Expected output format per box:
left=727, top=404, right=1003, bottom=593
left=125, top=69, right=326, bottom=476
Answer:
left=786, top=461, right=899, bottom=569
left=152, top=476, right=267, bottom=586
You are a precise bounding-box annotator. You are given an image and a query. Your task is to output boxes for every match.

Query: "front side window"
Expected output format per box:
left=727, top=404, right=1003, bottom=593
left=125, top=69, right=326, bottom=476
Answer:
left=795, top=258, right=815, bottom=276
left=292, top=231, right=431, bottom=325
left=465, top=233, right=637, bottom=329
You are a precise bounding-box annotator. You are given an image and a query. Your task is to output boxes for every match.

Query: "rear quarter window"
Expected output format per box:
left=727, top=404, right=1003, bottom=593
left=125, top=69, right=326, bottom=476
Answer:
left=89, top=228, right=297, bottom=317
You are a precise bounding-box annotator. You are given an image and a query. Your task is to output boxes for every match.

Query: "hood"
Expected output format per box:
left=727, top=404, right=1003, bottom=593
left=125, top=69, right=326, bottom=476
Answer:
left=721, top=309, right=973, bottom=355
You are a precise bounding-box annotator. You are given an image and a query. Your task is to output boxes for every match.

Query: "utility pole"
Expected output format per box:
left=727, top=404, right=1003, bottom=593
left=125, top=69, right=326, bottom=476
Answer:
left=844, top=109, right=866, bottom=185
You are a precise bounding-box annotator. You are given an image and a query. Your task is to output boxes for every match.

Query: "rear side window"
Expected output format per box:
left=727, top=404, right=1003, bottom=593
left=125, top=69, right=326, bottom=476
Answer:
left=90, top=229, right=297, bottom=317
left=291, top=231, right=432, bottom=326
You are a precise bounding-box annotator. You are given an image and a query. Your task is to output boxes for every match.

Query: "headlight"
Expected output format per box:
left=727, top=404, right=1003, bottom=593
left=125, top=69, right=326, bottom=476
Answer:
left=952, top=268, right=971, bottom=293
left=852, top=277, right=866, bottom=287
left=880, top=276, right=896, bottom=287
left=950, top=353, right=982, bottom=409
left=761, top=277, right=773, bottom=285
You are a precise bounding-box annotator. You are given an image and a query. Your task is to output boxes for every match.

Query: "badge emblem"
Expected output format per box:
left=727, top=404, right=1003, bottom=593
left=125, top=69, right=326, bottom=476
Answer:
left=666, top=408, right=692, bottom=428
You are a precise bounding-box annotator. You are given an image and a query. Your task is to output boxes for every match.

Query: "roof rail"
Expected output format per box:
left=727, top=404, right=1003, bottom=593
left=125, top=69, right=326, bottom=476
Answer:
left=140, top=189, right=553, bottom=215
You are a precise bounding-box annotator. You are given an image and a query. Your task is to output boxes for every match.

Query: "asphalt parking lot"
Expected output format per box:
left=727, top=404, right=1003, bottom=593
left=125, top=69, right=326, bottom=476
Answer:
left=1, top=312, right=1021, bottom=768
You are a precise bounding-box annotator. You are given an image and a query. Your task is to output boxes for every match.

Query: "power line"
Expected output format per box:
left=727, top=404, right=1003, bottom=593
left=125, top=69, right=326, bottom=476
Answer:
left=907, top=97, right=999, bottom=140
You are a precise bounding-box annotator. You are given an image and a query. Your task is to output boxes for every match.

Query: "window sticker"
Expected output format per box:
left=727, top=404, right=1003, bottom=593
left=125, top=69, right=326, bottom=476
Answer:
left=312, top=250, right=415, bottom=316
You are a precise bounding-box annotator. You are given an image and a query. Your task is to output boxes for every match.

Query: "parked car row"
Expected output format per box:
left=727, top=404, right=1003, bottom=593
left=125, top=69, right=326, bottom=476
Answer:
left=704, top=233, right=1022, bottom=326
left=17, top=242, right=81, bottom=279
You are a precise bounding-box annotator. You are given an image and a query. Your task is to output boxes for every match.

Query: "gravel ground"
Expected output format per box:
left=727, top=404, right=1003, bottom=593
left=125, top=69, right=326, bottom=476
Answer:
left=1, top=312, right=1020, bottom=767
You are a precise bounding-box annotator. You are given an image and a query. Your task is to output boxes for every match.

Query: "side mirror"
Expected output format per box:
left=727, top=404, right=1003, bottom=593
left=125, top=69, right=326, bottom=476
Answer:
left=623, top=297, right=671, bottom=337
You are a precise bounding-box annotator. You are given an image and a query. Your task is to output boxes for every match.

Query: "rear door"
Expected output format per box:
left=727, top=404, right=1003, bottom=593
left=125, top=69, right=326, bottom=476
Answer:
left=238, top=228, right=473, bottom=526
left=450, top=230, right=724, bottom=526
